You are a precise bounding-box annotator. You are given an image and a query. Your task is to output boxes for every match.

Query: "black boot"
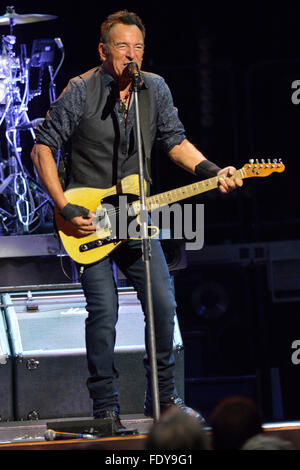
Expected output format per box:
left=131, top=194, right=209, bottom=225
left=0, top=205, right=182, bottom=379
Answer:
left=145, top=395, right=206, bottom=425
left=94, top=410, right=127, bottom=432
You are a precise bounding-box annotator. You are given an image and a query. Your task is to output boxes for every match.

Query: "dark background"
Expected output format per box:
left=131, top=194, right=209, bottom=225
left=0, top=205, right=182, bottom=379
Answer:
left=1, top=1, right=300, bottom=422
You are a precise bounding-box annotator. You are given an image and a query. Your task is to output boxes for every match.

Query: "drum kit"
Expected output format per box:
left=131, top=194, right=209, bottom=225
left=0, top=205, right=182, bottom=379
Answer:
left=0, top=6, right=64, bottom=235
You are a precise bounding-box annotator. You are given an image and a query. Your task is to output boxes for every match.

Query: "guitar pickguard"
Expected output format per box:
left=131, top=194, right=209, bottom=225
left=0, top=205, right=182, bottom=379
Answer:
left=79, top=192, right=158, bottom=255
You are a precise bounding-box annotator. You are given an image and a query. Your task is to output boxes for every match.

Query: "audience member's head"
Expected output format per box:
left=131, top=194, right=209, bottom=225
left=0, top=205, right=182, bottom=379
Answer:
left=145, top=406, right=210, bottom=450
left=241, top=433, right=295, bottom=450
left=210, top=395, right=263, bottom=450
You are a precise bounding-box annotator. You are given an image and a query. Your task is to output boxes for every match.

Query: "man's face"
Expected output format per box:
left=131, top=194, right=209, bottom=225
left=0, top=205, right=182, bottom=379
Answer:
left=99, top=23, right=144, bottom=82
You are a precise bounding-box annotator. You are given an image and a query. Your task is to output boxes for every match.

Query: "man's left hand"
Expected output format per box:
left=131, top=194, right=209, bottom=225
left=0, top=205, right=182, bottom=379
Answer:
left=217, top=166, right=243, bottom=193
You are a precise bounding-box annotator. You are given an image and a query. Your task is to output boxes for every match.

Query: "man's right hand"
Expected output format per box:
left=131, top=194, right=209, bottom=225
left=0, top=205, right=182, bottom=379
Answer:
left=59, top=203, right=97, bottom=235
left=69, top=213, right=97, bottom=236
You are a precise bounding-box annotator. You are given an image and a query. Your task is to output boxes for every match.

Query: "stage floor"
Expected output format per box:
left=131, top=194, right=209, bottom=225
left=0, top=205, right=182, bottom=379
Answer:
left=0, top=415, right=152, bottom=450
left=0, top=416, right=300, bottom=450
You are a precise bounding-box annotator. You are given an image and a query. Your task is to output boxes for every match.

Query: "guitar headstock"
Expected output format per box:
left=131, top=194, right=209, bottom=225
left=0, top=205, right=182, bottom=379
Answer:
left=242, top=159, right=285, bottom=178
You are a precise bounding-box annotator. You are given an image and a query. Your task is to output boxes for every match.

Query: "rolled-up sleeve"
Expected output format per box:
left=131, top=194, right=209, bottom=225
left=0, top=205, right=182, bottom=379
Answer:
left=35, top=76, right=86, bottom=154
left=154, top=76, right=186, bottom=153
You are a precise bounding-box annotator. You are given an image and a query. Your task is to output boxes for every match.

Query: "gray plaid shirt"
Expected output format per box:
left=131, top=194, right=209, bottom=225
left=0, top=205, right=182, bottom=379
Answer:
left=35, top=66, right=186, bottom=158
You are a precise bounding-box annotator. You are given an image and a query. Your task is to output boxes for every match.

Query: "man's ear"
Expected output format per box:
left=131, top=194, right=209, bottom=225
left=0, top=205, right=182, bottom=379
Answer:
left=98, top=42, right=108, bottom=62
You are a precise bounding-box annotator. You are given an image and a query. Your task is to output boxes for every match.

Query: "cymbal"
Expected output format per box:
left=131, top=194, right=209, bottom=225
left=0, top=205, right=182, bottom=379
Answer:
left=0, top=12, right=58, bottom=26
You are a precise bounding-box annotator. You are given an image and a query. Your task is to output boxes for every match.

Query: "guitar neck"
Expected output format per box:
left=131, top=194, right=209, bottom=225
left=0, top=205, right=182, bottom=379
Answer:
left=143, top=168, right=244, bottom=211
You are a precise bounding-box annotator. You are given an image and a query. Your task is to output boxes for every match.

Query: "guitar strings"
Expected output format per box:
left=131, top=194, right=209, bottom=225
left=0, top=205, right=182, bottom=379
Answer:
left=94, top=173, right=233, bottom=219
left=96, top=177, right=221, bottom=218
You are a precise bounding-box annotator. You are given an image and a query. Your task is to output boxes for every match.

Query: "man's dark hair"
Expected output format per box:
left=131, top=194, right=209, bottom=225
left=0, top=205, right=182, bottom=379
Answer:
left=100, top=10, right=146, bottom=45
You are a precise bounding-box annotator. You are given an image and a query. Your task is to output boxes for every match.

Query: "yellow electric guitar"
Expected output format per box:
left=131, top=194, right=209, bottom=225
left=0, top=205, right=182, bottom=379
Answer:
left=55, top=159, right=285, bottom=264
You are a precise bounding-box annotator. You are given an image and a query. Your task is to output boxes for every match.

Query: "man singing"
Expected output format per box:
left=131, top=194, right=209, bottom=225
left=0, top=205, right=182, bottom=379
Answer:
left=31, top=10, right=242, bottom=429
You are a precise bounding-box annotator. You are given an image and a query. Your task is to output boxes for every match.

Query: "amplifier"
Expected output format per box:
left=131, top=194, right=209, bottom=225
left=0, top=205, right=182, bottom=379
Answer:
left=2, top=287, right=184, bottom=420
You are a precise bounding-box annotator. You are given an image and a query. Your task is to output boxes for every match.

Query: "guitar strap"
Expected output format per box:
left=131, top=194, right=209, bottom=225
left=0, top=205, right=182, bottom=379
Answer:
left=138, top=87, right=153, bottom=185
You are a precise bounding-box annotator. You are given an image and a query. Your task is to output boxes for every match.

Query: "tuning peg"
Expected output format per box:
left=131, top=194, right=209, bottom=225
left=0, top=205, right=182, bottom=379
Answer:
left=249, top=159, right=254, bottom=164
left=273, top=158, right=277, bottom=163
left=268, top=158, right=271, bottom=164
left=261, top=159, right=265, bottom=164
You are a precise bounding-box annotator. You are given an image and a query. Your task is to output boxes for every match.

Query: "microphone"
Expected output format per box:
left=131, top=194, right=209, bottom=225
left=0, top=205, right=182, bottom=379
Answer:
left=44, top=429, right=95, bottom=441
left=127, top=62, right=142, bottom=86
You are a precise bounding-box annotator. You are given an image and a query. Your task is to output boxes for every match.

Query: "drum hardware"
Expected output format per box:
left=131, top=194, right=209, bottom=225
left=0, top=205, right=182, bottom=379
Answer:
left=0, top=5, right=63, bottom=235
left=30, top=38, right=64, bottom=104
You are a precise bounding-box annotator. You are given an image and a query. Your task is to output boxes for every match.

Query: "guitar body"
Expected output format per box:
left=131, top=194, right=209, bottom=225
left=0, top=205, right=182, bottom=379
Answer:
left=55, top=174, right=152, bottom=265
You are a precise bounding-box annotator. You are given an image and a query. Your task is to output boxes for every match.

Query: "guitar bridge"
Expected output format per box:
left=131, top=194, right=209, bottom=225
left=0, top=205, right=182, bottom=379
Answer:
left=93, top=206, right=111, bottom=230
left=79, top=236, right=117, bottom=252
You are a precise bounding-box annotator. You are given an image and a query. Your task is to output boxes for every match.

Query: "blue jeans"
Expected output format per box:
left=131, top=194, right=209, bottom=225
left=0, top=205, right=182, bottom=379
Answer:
left=79, top=239, right=177, bottom=415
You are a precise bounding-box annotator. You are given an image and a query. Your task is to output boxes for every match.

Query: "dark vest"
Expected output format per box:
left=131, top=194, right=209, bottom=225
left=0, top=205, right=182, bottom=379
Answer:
left=67, top=67, right=157, bottom=190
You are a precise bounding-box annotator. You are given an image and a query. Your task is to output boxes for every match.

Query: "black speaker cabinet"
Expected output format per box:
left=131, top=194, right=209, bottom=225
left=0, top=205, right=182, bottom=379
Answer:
left=2, top=287, right=184, bottom=420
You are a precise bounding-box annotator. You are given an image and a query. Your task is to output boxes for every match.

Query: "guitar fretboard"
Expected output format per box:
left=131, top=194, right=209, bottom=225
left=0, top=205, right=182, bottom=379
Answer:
left=131, top=169, right=244, bottom=213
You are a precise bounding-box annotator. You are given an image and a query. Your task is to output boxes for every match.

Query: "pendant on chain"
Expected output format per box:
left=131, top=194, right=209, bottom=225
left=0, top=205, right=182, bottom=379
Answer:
left=119, top=92, right=130, bottom=120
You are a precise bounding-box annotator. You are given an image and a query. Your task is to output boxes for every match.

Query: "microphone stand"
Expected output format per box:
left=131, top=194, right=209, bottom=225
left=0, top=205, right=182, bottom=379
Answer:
left=130, top=70, right=160, bottom=423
